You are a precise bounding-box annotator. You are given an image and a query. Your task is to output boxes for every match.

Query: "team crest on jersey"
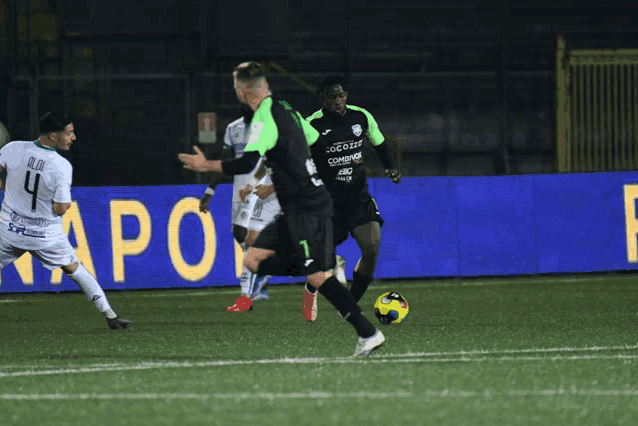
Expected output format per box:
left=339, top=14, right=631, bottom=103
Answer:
left=352, top=124, right=362, bottom=137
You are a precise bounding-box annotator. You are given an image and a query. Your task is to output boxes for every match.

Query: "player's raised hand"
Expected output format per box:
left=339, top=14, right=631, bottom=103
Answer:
left=178, top=146, right=210, bottom=172
left=239, top=184, right=253, bottom=202
left=199, top=194, right=212, bottom=213
left=385, top=169, right=401, bottom=184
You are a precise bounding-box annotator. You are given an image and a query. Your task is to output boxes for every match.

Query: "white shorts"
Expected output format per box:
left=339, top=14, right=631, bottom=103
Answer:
left=231, top=195, right=280, bottom=232
left=231, top=197, right=257, bottom=229
left=248, top=196, right=280, bottom=232
left=0, top=238, right=78, bottom=271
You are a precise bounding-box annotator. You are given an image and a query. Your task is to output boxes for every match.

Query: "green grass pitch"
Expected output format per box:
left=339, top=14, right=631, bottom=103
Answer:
left=1, top=274, right=638, bottom=425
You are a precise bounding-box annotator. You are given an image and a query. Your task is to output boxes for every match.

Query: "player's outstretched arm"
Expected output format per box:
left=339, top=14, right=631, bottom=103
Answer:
left=179, top=146, right=223, bottom=173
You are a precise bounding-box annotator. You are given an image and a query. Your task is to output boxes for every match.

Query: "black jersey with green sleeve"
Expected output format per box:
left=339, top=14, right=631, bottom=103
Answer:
left=243, top=96, right=333, bottom=216
left=306, top=105, right=385, bottom=201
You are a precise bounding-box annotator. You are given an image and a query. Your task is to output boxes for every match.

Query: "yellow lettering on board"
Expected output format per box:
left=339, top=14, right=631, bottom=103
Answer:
left=167, top=197, right=216, bottom=281
left=51, top=202, right=96, bottom=283
left=110, top=200, right=152, bottom=282
left=234, top=240, right=244, bottom=278
left=0, top=252, right=34, bottom=286
left=623, top=184, right=638, bottom=263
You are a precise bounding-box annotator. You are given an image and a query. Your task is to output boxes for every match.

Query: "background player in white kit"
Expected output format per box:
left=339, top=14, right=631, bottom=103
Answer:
left=199, top=105, right=280, bottom=311
left=0, top=112, right=131, bottom=329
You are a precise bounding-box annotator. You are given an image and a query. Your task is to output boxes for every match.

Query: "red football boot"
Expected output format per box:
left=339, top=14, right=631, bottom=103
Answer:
left=302, top=286, right=318, bottom=322
left=227, top=295, right=253, bottom=312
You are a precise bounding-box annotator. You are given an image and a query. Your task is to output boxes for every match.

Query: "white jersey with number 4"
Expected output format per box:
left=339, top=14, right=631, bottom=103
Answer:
left=0, top=140, right=72, bottom=250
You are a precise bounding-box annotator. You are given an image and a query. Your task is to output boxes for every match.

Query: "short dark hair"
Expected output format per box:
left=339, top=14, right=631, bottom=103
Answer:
left=233, top=61, right=266, bottom=82
left=39, top=111, right=73, bottom=134
left=315, top=75, right=348, bottom=96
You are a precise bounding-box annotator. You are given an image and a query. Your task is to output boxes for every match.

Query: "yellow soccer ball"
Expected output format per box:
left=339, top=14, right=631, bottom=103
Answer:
left=373, top=292, right=409, bottom=324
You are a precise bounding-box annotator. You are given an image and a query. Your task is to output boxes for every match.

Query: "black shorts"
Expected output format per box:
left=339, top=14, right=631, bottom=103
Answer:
left=332, top=191, right=384, bottom=247
left=252, top=212, right=335, bottom=276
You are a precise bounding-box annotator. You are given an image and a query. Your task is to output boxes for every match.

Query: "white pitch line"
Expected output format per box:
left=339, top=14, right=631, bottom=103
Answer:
left=380, top=344, right=638, bottom=358
left=2, top=389, right=638, bottom=401
left=0, top=290, right=239, bottom=303
left=2, top=353, right=637, bottom=379
left=0, top=391, right=413, bottom=400
left=360, top=354, right=638, bottom=364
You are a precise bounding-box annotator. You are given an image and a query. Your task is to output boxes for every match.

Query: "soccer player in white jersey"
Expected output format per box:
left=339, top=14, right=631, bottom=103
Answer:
left=199, top=105, right=280, bottom=311
left=0, top=112, right=131, bottom=330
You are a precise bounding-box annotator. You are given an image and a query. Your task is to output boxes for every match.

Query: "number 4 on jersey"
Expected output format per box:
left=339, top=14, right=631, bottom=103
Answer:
left=24, top=171, right=40, bottom=212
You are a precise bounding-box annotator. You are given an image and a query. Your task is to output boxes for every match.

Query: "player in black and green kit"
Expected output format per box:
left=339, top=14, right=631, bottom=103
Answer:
left=179, top=62, right=384, bottom=357
left=303, top=75, right=401, bottom=321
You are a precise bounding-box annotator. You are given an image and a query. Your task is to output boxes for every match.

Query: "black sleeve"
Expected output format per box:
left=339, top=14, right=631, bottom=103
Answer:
left=206, top=172, right=225, bottom=191
left=218, top=146, right=235, bottom=161
left=221, top=151, right=261, bottom=176
left=206, top=147, right=236, bottom=190
left=373, top=141, right=397, bottom=170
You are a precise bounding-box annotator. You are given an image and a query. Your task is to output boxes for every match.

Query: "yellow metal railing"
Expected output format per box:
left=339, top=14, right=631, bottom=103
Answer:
left=557, top=35, right=638, bottom=172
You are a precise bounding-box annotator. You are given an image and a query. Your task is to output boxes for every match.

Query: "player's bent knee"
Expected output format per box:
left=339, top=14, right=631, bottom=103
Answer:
left=244, top=247, right=274, bottom=273
left=62, top=262, right=80, bottom=275
left=244, top=260, right=259, bottom=274
left=243, top=255, right=260, bottom=274
left=307, top=271, right=332, bottom=288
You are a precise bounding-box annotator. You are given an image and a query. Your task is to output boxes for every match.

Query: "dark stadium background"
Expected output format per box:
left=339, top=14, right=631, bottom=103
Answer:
left=0, top=0, right=635, bottom=186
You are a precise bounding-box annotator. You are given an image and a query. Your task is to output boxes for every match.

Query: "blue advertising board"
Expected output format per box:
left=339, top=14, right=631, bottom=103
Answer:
left=2, top=172, right=638, bottom=293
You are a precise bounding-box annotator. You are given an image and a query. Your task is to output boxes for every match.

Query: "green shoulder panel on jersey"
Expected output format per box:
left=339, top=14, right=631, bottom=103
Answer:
left=298, top=112, right=320, bottom=147
left=276, top=99, right=318, bottom=147
left=244, top=97, right=278, bottom=156
left=348, top=105, right=385, bottom=146
left=306, top=109, right=324, bottom=123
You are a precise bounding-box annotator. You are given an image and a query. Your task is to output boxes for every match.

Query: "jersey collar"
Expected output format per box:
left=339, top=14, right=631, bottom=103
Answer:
left=322, top=106, right=348, bottom=118
left=34, top=139, right=56, bottom=151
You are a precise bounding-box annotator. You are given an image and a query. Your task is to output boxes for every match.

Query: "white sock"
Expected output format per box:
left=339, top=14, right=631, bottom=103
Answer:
left=239, top=264, right=256, bottom=296
left=67, top=263, right=115, bottom=319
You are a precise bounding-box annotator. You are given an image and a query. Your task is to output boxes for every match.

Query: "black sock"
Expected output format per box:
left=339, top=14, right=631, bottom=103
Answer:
left=351, top=271, right=373, bottom=303
left=257, top=255, right=303, bottom=277
left=305, top=282, right=317, bottom=294
left=318, top=276, right=376, bottom=338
